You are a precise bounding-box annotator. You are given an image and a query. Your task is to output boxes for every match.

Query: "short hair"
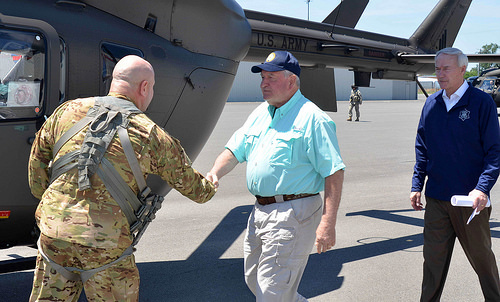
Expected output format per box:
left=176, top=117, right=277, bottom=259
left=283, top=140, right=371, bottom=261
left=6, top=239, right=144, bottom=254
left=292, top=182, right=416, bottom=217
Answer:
left=435, top=47, right=468, bottom=67
left=283, top=70, right=300, bottom=88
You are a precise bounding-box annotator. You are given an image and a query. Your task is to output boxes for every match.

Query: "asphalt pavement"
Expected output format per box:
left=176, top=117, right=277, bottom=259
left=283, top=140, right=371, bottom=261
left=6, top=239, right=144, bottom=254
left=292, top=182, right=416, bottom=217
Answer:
left=1, top=98, right=500, bottom=301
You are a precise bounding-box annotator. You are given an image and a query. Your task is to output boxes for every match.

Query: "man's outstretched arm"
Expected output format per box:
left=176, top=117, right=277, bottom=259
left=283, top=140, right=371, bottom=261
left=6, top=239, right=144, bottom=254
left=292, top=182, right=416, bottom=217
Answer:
left=206, top=149, right=239, bottom=188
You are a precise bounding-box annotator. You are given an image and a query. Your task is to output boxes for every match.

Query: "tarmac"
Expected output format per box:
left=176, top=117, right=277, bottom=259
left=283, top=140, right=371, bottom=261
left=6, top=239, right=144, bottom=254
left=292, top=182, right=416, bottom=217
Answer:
left=1, top=97, right=500, bottom=301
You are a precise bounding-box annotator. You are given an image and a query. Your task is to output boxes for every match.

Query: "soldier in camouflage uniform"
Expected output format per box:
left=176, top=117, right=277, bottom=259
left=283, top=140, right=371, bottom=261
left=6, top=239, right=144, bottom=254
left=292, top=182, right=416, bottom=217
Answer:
left=28, top=55, right=216, bottom=301
left=347, top=85, right=362, bottom=121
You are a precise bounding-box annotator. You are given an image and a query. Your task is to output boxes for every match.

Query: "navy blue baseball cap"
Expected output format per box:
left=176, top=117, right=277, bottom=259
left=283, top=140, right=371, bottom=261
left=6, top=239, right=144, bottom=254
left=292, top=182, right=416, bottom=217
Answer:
left=251, top=51, right=301, bottom=77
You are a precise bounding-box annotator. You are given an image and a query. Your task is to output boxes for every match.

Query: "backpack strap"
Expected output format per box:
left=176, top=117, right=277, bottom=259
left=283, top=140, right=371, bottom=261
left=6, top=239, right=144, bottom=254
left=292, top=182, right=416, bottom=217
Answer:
left=95, top=125, right=163, bottom=245
left=77, top=97, right=140, bottom=190
left=48, top=96, right=163, bottom=245
left=37, top=237, right=134, bottom=283
left=97, top=156, right=142, bottom=227
left=49, top=96, right=140, bottom=186
left=42, top=96, right=164, bottom=281
left=117, top=126, right=147, bottom=191
left=53, top=116, right=93, bottom=157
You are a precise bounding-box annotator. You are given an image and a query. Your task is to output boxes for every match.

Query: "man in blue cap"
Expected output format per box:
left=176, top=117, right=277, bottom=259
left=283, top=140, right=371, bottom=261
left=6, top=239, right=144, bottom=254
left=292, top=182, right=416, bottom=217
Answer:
left=207, top=50, right=345, bottom=301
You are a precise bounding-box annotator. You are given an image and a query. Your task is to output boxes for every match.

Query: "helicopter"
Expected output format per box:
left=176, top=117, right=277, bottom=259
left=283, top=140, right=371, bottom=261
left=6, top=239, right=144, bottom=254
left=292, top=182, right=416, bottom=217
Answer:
left=1, top=0, right=499, bottom=273
left=471, top=68, right=500, bottom=107
left=0, top=0, right=251, bottom=253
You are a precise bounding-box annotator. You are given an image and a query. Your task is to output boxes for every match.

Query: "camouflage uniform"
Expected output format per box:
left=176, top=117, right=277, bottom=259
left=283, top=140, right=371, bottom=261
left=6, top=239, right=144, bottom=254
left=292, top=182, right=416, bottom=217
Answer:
left=348, top=88, right=362, bottom=121
left=31, top=234, right=140, bottom=302
left=28, top=93, right=215, bottom=301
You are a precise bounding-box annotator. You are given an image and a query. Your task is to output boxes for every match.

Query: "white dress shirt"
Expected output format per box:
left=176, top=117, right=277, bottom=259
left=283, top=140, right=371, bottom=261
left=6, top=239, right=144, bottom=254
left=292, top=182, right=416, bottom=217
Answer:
left=442, top=80, right=468, bottom=112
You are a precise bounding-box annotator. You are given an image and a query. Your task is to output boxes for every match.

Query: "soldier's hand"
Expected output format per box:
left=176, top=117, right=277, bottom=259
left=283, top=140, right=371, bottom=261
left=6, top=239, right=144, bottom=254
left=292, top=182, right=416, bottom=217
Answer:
left=206, top=172, right=219, bottom=189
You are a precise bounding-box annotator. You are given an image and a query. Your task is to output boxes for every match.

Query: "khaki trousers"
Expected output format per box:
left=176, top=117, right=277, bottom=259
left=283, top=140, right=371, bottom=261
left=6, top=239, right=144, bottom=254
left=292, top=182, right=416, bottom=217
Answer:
left=244, top=194, right=323, bottom=302
left=348, top=102, right=360, bottom=119
left=421, top=196, right=500, bottom=302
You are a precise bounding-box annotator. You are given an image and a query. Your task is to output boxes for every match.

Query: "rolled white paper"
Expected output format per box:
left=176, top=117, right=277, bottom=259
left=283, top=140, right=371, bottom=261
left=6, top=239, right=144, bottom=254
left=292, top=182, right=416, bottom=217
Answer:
left=451, top=195, right=491, bottom=207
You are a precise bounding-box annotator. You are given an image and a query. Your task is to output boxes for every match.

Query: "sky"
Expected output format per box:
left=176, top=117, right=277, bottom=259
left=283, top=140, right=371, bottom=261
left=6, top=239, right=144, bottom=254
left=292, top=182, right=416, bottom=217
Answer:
left=235, top=0, right=499, bottom=70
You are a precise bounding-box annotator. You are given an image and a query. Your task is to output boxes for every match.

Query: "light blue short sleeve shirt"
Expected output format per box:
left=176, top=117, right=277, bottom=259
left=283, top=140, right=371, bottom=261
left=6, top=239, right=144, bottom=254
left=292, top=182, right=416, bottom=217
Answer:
left=226, top=90, right=345, bottom=196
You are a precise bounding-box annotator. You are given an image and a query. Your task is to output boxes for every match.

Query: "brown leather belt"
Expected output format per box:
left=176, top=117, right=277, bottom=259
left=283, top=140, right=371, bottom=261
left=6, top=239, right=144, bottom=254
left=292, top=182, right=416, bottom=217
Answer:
left=256, top=193, right=319, bottom=205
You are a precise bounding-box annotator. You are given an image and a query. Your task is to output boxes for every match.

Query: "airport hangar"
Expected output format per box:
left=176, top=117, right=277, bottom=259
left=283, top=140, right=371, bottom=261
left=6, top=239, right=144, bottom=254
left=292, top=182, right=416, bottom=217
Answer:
left=228, top=62, right=419, bottom=105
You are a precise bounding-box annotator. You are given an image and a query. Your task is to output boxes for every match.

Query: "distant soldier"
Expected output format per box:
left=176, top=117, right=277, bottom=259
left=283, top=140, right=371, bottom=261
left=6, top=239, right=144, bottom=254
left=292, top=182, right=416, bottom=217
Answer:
left=28, top=55, right=216, bottom=301
left=347, top=85, right=362, bottom=121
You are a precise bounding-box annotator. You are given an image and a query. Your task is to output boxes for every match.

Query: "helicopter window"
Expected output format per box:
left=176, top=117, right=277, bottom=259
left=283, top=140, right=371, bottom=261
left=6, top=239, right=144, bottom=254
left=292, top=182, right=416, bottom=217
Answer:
left=0, top=29, right=45, bottom=120
left=100, top=42, right=143, bottom=95
left=479, top=78, right=496, bottom=92
left=59, top=37, right=67, bottom=104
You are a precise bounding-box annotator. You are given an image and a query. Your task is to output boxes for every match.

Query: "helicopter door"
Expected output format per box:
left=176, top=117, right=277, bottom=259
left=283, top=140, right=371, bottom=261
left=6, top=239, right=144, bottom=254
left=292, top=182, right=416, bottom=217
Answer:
left=0, top=14, right=60, bottom=248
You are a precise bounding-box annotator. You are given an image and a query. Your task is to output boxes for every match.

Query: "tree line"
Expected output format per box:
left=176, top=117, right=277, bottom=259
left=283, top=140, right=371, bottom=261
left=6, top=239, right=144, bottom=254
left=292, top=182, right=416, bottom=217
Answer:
left=464, top=43, right=500, bottom=79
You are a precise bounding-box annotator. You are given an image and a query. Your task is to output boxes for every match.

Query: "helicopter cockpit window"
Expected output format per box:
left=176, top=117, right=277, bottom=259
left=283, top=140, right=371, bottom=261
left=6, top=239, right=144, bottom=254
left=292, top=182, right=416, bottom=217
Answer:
left=0, top=29, right=45, bottom=120
left=479, top=78, right=496, bottom=92
left=100, top=42, right=143, bottom=95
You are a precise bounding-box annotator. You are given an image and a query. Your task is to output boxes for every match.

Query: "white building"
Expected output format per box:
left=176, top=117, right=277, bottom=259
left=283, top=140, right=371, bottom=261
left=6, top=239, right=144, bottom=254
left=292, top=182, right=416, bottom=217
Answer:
left=228, top=62, right=418, bottom=103
left=417, top=76, right=440, bottom=95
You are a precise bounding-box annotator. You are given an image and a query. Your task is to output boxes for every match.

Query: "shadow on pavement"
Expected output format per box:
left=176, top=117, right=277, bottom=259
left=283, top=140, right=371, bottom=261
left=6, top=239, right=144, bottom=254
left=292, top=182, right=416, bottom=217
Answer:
left=7, top=207, right=499, bottom=301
